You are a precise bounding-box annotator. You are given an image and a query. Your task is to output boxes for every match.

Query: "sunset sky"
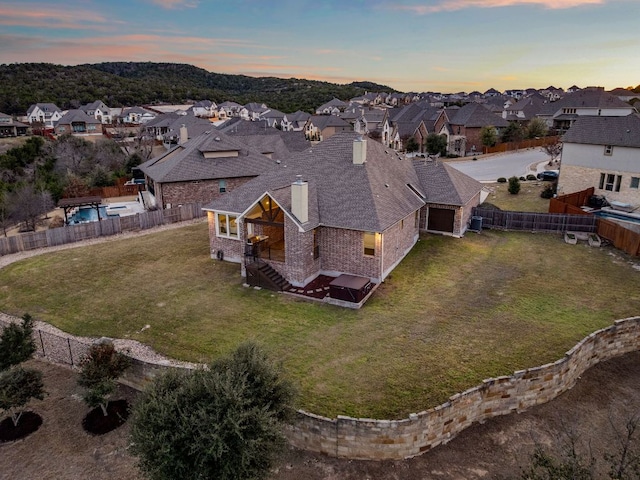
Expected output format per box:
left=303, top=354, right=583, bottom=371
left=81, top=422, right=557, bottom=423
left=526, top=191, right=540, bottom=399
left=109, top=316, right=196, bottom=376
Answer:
left=1, top=0, right=639, bottom=93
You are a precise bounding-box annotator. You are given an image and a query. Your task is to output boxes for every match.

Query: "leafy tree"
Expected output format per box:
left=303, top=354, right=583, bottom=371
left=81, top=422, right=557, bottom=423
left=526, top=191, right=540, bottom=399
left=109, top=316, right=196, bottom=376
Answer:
left=479, top=126, right=498, bottom=148
left=508, top=176, right=521, bottom=195
left=0, top=313, right=45, bottom=427
left=0, top=313, right=36, bottom=371
left=425, top=133, right=447, bottom=156
left=501, top=121, right=525, bottom=143
left=78, top=341, right=130, bottom=417
left=405, top=137, right=420, bottom=153
left=526, top=117, right=548, bottom=139
left=0, top=367, right=45, bottom=427
left=130, top=342, right=296, bottom=480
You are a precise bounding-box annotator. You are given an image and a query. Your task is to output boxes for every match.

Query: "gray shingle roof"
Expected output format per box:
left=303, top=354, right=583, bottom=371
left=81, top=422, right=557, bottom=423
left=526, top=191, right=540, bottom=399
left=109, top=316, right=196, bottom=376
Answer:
left=449, top=102, right=509, bottom=128
left=216, top=118, right=310, bottom=158
left=540, top=88, right=635, bottom=115
left=308, top=115, right=351, bottom=130
left=413, top=159, right=482, bottom=206
left=562, top=114, right=640, bottom=148
left=138, top=130, right=277, bottom=183
left=204, top=132, right=425, bottom=232
left=55, top=109, right=101, bottom=125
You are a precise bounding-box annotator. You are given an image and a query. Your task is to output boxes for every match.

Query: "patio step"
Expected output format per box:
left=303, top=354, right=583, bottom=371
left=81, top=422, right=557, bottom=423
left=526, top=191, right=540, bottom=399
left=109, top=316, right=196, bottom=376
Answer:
left=254, top=263, right=291, bottom=291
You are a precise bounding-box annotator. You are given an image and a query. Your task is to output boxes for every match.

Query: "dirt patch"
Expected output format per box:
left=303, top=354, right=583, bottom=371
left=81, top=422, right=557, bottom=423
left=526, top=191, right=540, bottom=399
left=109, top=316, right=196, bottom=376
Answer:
left=1, top=353, right=639, bottom=479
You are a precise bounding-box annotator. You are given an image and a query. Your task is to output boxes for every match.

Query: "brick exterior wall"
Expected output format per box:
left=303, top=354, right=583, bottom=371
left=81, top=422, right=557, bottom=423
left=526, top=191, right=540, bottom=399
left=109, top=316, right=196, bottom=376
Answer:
left=207, top=212, right=245, bottom=263
left=6, top=311, right=638, bottom=461
left=381, top=213, right=419, bottom=279
left=160, top=177, right=252, bottom=209
left=558, top=165, right=640, bottom=207
left=318, top=227, right=382, bottom=281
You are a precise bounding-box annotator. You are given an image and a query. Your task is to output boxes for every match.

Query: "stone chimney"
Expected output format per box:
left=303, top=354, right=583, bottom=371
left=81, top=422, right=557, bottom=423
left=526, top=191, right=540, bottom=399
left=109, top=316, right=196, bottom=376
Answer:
left=179, top=124, right=188, bottom=145
left=353, top=136, right=367, bottom=165
left=291, top=175, right=308, bottom=224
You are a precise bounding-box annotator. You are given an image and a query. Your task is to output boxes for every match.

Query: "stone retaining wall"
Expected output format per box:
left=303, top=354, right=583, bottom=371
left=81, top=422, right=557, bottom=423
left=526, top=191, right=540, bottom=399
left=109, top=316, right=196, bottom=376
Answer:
left=286, top=317, right=640, bottom=460
left=2, top=313, right=639, bottom=461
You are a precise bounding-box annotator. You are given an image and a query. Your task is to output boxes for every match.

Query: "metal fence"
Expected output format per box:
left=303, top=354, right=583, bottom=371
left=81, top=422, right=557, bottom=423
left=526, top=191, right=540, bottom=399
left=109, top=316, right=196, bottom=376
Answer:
left=0, top=203, right=206, bottom=256
left=0, top=316, right=91, bottom=367
left=473, top=208, right=597, bottom=233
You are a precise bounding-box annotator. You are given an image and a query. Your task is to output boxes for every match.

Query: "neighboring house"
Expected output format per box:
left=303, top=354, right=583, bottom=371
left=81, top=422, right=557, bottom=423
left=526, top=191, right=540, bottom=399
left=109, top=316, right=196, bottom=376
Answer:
left=138, top=129, right=276, bottom=209
left=304, top=115, right=352, bottom=141
left=202, top=132, right=482, bottom=294
left=609, top=88, right=640, bottom=104
left=537, top=87, right=637, bottom=133
left=218, top=101, right=247, bottom=119
left=119, top=107, right=157, bottom=124
left=557, top=114, right=640, bottom=209
left=354, top=108, right=387, bottom=137
left=502, top=92, right=547, bottom=123
left=285, top=111, right=311, bottom=131
left=192, top=100, right=218, bottom=118
left=216, top=118, right=310, bottom=159
left=54, top=109, right=103, bottom=136
left=446, top=102, right=509, bottom=155
left=0, top=112, right=28, bottom=137
left=80, top=100, right=112, bottom=124
left=259, top=108, right=286, bottom=129
left=315, top=98, right=348, bottom=115
left=26, top=103, right=63, bottom=128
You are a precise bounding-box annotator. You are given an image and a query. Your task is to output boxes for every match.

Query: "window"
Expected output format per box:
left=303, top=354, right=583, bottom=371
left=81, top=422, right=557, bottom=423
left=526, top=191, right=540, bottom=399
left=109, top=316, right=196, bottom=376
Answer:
left=363, top=232, right=376, bottom=256
left=604, top=145, right=613, bottom=156
left=218, top=179, right=227, bottom=193
left=600, top=173, right=621, bottom=192
left=216, top=213, right=239, bottom=239
left=631, top=177, right=640, bottom=189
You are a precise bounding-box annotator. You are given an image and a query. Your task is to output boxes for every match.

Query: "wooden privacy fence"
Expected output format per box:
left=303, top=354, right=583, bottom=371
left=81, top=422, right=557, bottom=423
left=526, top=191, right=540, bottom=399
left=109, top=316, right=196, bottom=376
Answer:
left=483, top=136, right=560, bottom=155
left=0, top=203, right=205, bottom=256
left=473, top=208, right=597, bottom=233
left=597, top=218, right=640, bottom=257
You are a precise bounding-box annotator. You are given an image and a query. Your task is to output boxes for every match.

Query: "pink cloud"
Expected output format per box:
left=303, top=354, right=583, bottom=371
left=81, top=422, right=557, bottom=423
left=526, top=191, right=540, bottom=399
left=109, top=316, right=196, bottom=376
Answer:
left=0, top=3, right=109, bottom=29
left=144, top=0, right=200, bottom=9
left=392, top=0, right=604, bottom=14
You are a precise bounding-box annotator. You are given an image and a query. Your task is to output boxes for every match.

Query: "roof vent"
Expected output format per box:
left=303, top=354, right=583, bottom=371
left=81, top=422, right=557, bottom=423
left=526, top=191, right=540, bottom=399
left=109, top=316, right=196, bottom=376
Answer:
left=214, top=136, right=221, bottom=141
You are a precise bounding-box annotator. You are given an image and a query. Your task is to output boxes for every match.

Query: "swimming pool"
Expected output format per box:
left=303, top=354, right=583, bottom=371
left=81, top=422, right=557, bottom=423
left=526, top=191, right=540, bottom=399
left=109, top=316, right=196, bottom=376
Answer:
left=594, top=208, right=640, bottom=225
left=67, top=206, right=110, bottom=224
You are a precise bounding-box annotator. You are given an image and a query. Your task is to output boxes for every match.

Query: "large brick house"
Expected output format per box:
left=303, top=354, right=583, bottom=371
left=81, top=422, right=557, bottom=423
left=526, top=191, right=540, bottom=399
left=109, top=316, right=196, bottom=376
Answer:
left=557, top=114, right=640, bottom=209
left=138, top=128, right=277, bottom=209
left=203, top=132, right=482, bottom=293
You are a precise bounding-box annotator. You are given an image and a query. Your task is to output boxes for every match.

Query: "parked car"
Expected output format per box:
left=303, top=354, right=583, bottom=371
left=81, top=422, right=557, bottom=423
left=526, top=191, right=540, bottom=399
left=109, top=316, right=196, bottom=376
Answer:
left=537, top=170, right=559, bottom=181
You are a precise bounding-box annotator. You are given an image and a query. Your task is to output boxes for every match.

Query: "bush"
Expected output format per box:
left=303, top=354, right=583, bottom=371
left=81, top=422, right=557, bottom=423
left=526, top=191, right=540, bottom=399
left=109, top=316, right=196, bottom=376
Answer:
left=526, top=174, right=537, bottom=181
left=497, top=177, right=507, bottom=183
left=541, top=182, right=557, bottom=199
left=0, top=314, right=36, bottom=371
left=130, top=342, right=296, bottom=480
left=78, top=341, right=130, bottom=417
left=508, top=176, right=521, bottom=195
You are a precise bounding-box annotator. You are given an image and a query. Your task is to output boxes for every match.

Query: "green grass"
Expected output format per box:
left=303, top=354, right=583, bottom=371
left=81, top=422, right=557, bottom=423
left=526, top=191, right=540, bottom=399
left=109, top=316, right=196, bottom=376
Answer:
left=483, top=180, right=551, bottom=212
left=1, top=222, right=639, bottom=419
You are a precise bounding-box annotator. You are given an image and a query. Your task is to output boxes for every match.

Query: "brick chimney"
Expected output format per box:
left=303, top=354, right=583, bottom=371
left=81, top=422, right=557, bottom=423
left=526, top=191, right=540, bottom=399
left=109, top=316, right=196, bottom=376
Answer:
left=179, top=124, right=188, bottom=145
left=353, top=136, right=367, bottom=165
left=291, top=175, right=308, bottom=224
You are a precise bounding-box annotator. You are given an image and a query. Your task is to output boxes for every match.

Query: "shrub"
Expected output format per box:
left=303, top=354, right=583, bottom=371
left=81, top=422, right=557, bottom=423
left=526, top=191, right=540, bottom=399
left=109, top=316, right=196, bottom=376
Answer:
left=130, top=342, right=296, bottom=480
left=541, top=182, right=557, bottom=199
left=78, top=341, right=130, bottom=417
left=0, top=314, right=36, bottom=371
left=497, top=177, right=507, bottom=183
left=508, top=176, right=521, bottom=195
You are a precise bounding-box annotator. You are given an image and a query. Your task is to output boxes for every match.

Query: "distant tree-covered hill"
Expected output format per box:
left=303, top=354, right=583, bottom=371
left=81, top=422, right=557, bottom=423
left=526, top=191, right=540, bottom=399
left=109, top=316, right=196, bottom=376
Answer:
left=0, top=62, right=396, bottom=116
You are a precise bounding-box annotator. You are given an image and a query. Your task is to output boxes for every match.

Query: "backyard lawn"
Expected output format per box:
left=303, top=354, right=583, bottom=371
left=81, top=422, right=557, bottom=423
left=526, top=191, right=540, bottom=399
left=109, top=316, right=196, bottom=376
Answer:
left=0, top=221, right=639, bottom=419
left=482, top=179, right=551, bottom=213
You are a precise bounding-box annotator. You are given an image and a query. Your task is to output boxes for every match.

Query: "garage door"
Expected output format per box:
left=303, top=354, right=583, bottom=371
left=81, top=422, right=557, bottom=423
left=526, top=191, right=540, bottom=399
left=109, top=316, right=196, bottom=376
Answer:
left=427, top=208, right=455, bottom=233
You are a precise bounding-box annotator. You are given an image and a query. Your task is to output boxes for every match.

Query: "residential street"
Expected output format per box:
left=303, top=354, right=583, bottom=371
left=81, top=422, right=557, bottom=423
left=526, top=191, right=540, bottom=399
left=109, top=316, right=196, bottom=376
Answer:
left=447, top=148, right=552, bottom=182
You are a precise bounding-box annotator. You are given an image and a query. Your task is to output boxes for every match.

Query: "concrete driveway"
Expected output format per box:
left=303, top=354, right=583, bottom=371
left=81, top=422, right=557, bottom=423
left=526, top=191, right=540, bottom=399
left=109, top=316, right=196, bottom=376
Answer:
left=447, top=148, right=552, bottom=182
